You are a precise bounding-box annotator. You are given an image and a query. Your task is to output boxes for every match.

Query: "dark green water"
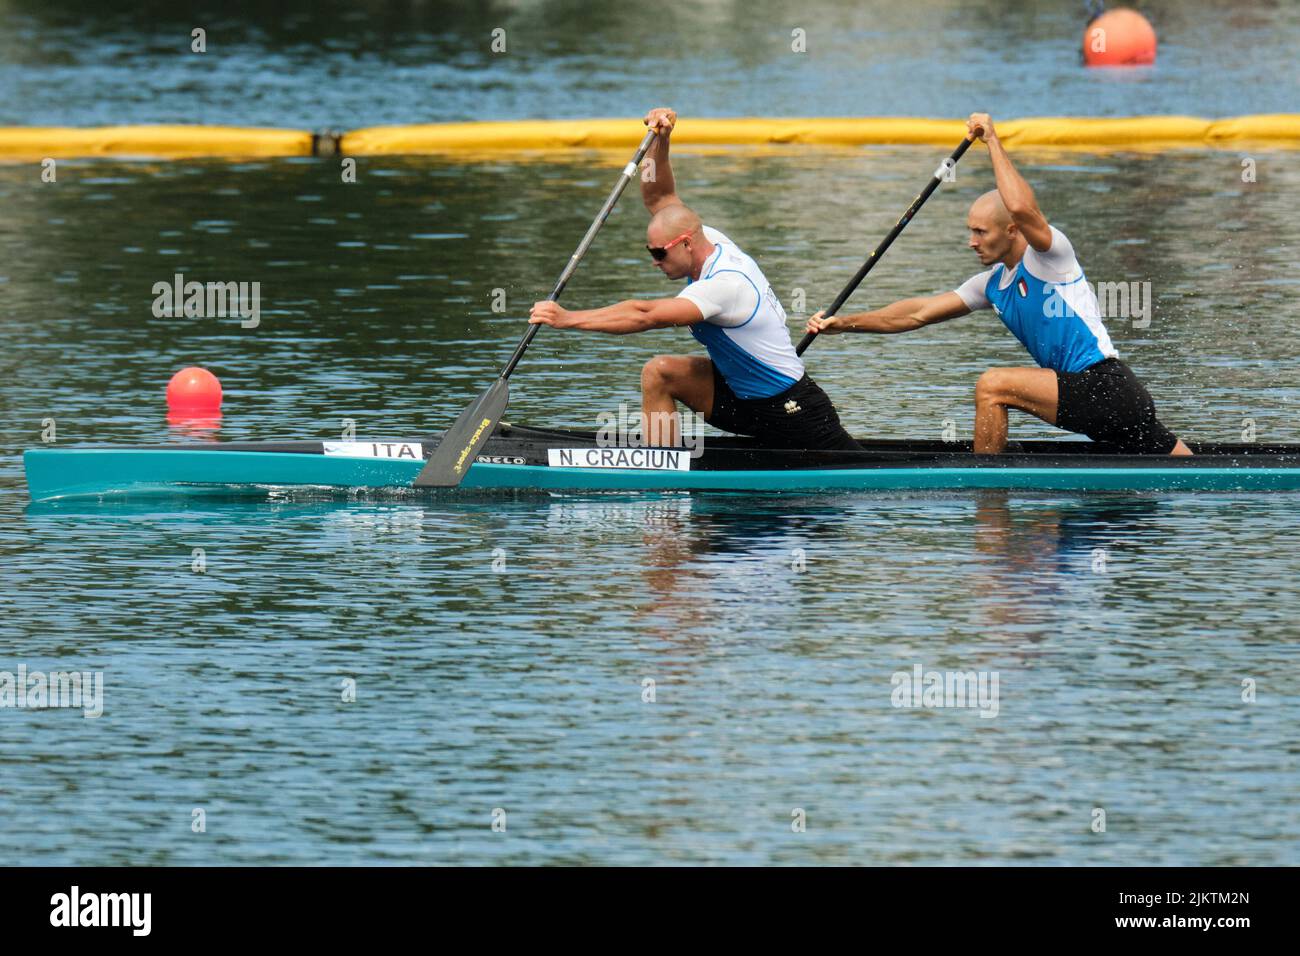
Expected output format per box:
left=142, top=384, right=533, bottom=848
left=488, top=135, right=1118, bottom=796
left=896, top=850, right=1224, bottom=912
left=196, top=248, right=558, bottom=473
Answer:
left=1, top=146, right=1298, bottom=864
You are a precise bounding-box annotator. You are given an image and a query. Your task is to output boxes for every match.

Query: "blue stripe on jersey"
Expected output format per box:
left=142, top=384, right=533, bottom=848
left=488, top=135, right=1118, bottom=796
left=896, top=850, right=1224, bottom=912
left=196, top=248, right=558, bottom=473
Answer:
left=984, top=263, right=1107, bottom=373
left=683, top=227, right=805, bottom=397
left=698, top=245, right=724, bottom=279
left=690, top=322, right=799, bottom=398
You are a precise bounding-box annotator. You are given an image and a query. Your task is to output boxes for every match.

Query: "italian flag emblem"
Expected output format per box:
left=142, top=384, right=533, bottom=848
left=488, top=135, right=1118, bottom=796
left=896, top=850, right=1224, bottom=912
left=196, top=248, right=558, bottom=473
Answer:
left=1017, top=278, right=1028, bottom=297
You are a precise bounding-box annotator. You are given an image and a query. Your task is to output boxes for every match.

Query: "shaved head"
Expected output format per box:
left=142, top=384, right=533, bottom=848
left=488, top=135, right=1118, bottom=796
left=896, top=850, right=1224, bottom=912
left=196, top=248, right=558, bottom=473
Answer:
left=969, top=190, right=1012, bottom=228
left=647, top=202, right=703, bottom=245
left=966, top=190, right=1022, bottom=266
left=644, top=202, right=714, bottom=281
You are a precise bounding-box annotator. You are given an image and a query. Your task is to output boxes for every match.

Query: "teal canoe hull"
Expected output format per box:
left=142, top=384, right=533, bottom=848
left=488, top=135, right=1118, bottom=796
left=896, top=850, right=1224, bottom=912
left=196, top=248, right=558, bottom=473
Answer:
left=23, top=446, right=1300, bottom=501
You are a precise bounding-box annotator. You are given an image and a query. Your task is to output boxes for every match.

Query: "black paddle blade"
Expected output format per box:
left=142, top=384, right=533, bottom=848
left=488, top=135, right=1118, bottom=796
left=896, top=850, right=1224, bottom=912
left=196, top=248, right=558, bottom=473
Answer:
left=413, top=378, right=510, bottom=487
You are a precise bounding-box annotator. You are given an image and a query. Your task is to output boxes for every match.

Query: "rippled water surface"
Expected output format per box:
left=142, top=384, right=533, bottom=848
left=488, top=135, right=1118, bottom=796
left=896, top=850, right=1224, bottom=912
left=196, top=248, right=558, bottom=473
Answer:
left=1, top=1, right=1299, bottom=866
left=1, top=0, right=1298, bottom=126
left=2, top=147, right=1298, bottom=864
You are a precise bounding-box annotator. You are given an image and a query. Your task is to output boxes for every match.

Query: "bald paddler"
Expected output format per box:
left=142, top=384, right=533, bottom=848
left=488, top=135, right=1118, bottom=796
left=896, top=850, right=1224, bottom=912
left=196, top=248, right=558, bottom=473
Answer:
left=529, top=108, right=859, bottom=451
left=807, top=112, right=1190, bottom=456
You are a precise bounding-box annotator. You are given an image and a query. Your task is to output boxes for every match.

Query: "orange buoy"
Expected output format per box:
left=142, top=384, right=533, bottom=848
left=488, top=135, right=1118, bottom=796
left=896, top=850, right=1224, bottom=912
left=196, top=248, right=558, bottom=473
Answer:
left=1083, top=8, right=1157, bottom=66
left=166, top=366, right=223, bottom=414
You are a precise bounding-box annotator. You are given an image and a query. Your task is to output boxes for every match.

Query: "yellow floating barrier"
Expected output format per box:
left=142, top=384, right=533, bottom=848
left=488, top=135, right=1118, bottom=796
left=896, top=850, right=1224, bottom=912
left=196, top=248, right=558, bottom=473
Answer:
left=1, top=116, right=1297, bottom=161
left=1205, top=113, right=1300, bottom=145
left=343, top=115, right=1300, bottom=154
left=340, top=117, right=969, bottom=153
left=0, top=125, right=315, bottom=161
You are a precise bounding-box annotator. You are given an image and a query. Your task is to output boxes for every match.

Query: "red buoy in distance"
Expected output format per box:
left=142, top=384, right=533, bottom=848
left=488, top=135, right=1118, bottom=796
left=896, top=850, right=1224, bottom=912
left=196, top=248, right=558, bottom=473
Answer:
left=1083, top=8, right=1157, bottom=66
left=166, top=366, right=223, bottom=414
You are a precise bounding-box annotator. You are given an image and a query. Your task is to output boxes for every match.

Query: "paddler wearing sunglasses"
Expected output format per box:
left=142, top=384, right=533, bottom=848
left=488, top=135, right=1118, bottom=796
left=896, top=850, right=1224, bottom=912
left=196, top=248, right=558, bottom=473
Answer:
left=529, top=108, right=859, bottom=450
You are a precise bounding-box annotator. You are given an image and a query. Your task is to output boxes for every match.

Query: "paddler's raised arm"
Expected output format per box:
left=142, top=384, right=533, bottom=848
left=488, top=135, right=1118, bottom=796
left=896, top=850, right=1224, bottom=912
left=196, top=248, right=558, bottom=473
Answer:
left=641, top=107, right=680, bottom=214
left=529, top=297, right=703, bottom=334
left=968, top=112, right=1053, bottom=253
left=806, top=292, right=970, bottom=335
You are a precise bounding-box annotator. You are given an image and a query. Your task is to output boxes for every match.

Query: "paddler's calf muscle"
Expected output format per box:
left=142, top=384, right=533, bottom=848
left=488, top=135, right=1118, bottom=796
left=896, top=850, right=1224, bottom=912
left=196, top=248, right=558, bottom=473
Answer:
left=973, top=367, right=1059, bottom=454
left=641, top=355, right=714, bottom=446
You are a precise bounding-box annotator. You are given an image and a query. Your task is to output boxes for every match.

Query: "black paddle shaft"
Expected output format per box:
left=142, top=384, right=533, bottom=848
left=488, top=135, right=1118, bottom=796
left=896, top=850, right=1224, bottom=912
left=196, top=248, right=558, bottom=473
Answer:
left=413, top=128, right=658, bottom=487
left=499, top=128, right=658, bottom=379
left=795, top=135, right=974, bottom=357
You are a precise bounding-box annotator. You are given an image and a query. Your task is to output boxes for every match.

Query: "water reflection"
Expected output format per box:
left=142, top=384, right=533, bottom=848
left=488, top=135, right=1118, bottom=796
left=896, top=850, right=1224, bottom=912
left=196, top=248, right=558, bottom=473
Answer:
left=970, top=491, right=1162, bottom=633
left=166, top=412, right=223, bottom=436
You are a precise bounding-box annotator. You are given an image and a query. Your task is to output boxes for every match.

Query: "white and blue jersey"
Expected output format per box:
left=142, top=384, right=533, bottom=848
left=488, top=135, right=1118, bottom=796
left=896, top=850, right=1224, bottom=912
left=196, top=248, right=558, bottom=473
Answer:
left=676, top=225, right=804, bottom=399
left=954, top=226, right=1117, bottom=374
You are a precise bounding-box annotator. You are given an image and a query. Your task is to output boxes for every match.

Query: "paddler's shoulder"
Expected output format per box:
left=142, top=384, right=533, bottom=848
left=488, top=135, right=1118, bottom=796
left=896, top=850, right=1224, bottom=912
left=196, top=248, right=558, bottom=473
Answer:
left=701, top=223, right=740, bottom=255
left=701, top=223, right=729, bottom=244
left=1024, top=225, right=1083, bottom=281
left=702, top=223, right=759, bottom=268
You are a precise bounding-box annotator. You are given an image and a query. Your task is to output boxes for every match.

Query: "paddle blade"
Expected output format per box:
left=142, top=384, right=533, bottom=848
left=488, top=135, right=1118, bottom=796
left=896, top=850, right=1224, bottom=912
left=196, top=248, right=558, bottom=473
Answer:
left=413, top=378, right=510, bottom=487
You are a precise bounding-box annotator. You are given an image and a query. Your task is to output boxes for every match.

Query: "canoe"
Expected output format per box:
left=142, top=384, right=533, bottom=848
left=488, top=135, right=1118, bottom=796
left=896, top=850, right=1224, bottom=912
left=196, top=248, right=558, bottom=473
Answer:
left=22, top=423, right=1300, bottom=501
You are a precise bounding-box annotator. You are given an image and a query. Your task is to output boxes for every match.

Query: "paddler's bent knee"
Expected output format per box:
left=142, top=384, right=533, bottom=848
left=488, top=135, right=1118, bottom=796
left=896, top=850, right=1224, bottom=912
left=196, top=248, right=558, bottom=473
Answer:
left=974, top=367, right=1058, bottom=423
left=974, top=368, right=1013, bottom=406
left=640, top=355, right=714, bottom=419
left=641, top=354, right=678, bottom=392
left=642, top=354, right=707, bottom=393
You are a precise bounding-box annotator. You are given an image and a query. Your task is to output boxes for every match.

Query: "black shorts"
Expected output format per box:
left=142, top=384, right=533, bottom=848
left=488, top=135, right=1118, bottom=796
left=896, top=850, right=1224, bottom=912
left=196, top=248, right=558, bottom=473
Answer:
left=707, top=364, right=861, bottom=450
left=1055, top=358, right=1179, bottom=454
